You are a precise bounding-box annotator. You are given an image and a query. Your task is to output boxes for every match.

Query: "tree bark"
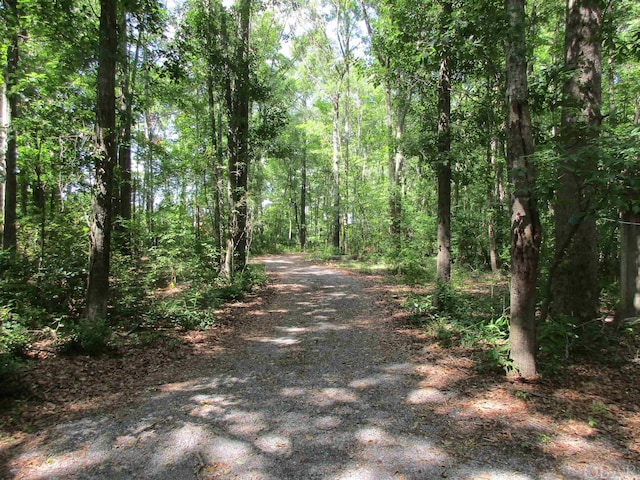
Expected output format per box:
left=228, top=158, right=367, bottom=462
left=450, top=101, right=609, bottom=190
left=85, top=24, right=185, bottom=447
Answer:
left=553, top=0, right=603, bottom=322
left=505, top=0, right=541, bottom=379
left=488, top=138, right=499, bottom=272
left=207, top=71, right=223, bottom=264
left=619, top=212, right=640, bottom=320
left=85, top=0, right=118, bottom=322
left=619, top=96, right=640, bottom=320
left=331, top=91, right=341, bottom=251
left=436, top=0, right=452, bottom=284
left=117, top=21, right=142, bottom=240
left=224, top=0, right=251, bottom=276
left=0, top=66, right=7, bottom=241
left=204, top=0, right=223, bottom=266
left=2, top=0, right=20, bottom=252
left=143, top=109, right=154, bottom=235
left=299, top=139, right=307, bottom=250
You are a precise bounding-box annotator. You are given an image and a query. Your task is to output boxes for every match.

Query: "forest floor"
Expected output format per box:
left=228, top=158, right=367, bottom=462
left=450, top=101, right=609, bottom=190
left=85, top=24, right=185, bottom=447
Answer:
left=1, top=253, right=639, bottom=479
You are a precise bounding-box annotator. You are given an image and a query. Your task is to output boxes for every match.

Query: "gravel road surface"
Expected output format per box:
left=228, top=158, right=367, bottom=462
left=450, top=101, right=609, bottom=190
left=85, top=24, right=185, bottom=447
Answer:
left=6, top=255, right=637, bottom=479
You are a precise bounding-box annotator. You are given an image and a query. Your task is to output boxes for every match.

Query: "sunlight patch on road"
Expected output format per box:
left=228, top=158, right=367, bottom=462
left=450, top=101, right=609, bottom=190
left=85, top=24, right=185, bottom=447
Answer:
left=254, top=434, right=292, bottom=455
left=307, top=321, right=351, bottom=332
left=275, top=326, right=309, bottom=334
left=188, top=394, right=236, bottom=418
left=13, top=445, right=110, bottom=480
left=310, top=388, right=359, bottom=406
left=248, top=336, right=300, bottom=346
left=405, top=387, right=450, bottom=405
left=349, top=373, right=398, bottom=389
left=345, top=429, right=449, bottom=480
left=224, top=409, right=268, bottom=436
left=314, top=415, right=342, bottom=430
left=263, top=258, right=294, bottom=264
left=335, top=432, right=448, bottom=480
left=150, top=423, right=213, bottom=474
left=304, top=308, right=338, bottom=316
left=203, top=435, right=256, bottom=464
left=355, top=426, right=392, bottom=446
left=157, top=378, right=214, bottom=393
left=273, top=283, right=306, bottom=291
left=469, top=399, right=512, bottom=416
left=334, top=465, right=387, bottom=479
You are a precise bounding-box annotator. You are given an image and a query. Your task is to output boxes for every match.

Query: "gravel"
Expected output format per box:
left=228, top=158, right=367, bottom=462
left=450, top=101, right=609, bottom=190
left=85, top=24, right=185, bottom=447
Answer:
left=6, top=254, right=637, bottom=479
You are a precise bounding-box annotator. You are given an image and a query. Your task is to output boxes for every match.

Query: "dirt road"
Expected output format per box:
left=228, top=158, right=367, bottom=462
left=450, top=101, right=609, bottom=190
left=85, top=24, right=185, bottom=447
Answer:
left=3, top=255, right=638, bottom=479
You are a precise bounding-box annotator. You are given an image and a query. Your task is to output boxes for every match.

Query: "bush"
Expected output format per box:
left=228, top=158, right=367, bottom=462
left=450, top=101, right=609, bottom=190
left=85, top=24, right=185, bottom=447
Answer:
left=403, top=287, right=512, bottom=372
left=59, top=318, right=111, bottom=355
left=0, top=318, right=30, bottom=394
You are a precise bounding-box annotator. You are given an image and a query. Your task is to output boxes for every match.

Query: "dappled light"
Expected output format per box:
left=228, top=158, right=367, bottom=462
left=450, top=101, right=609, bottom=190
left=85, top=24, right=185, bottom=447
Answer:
left=1, top=0, right=639, bottom=471
left=3, top=255, right=639, bottom=479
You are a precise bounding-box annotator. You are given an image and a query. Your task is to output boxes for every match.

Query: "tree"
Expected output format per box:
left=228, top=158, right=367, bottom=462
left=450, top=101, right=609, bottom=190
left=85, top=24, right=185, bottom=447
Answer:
left=436, top=0, right=452, bottom=283
left=2, top=0, right=20, bottom=252
left=85, top=0, right=118, bottom=322
left=505, top=0, right=541, bottom=378
left=222, top=0, right=252, bottom=276
left=619, top=210, right=640, bottom=320
left=552, top=0, right=604, bottom=322
left=0, top=72, right=6, bottom=239
left=116, top=7, right=144, bottom=247
left=359, top=0, right=412, bottom=246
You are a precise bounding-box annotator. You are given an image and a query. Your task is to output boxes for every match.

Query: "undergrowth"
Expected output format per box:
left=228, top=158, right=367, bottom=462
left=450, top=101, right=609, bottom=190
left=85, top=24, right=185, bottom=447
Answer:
left=403, top=276, right=639, bottom=376
left=0, top=237, right=269, bottom=395
left=403, top=279, right=512, bottom=373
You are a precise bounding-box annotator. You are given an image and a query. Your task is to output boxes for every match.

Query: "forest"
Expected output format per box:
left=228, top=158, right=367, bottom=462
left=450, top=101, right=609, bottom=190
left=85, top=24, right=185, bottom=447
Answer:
left=0, top=0, right=639, bottom=390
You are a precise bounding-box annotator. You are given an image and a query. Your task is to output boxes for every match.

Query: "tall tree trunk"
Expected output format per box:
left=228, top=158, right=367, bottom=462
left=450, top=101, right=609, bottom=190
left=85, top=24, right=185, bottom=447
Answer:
left=505, top=0, right=541, bottom=379
left=619, top=212, right=640, bottom=320
left=86, top=0, right=118, bottom=322
left=224, top=0, right=251, bottom=276
left=331, top=91, right=341, bottom=251
left=343, top=57, right=350, bottom=254
left=618, top=99, right=640, bottom=320
left=553, top=0, right=603, bottom=322
left=299, top=139, right=307, bottom=250
left=2, top=0, right=20, bottom=252
left=205, top=0, right=223, bottom=266
left=436, top=0, right=452, bottom=284
left=143, top=109, right=154, bottom=236
left=117, top=22, right=142, bottom=241
left=207, top=71, right=223, bottom=264
left=0, top=71, right=7, bottom=241
left=487, top=138, right=499, bottom=272
left=386, top=82, right=403, bottom=241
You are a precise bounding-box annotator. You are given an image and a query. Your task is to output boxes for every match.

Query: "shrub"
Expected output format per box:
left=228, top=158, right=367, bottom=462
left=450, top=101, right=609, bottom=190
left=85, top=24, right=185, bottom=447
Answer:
left=0, top=318, right=30, bottom=395
left=59, top=318, right=111, bottom=355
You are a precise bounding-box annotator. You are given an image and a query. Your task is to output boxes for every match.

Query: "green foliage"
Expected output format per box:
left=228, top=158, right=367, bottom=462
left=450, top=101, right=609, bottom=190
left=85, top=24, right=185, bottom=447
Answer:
left=0, top=319, right=30, bottom=393
left=393, top=250, right=437, bottom=285
left=403, top=280, right=512, bottom=372
left=538, top=315, right=639, bottom=374
left=0, top=212, right=88, bottom=330
left=150, top=296, right=217, bottom=331
left=537, top=316, right=579, bottom=372
left=60, top=318, right=111, bottom=356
